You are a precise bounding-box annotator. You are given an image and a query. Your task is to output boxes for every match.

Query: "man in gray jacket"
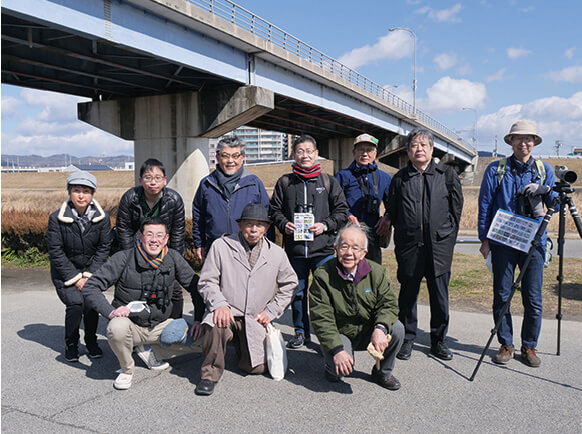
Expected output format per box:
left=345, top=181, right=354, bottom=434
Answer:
left=195, top=203, right=298, bottom=396
left=83, top=217, right=203, bottom=390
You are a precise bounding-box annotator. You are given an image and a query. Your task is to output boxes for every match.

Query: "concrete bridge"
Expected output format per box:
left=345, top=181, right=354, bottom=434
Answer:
left=2, top=0, right=477, bottom=209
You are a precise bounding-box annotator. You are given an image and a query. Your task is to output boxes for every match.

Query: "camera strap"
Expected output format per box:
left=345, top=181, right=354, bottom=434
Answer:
left=357, top=170, right=379, bottom=196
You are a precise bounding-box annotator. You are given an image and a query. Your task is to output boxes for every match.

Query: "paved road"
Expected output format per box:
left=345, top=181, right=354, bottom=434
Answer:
left=2, top=268, right=581, bottom=433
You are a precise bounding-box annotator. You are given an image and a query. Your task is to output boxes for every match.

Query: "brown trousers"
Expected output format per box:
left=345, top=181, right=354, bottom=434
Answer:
left=201, top=318, right=266, bottom=382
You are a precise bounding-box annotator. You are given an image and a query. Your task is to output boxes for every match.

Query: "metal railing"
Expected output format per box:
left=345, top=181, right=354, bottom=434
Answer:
left=188, top=0, right=461, bottom=140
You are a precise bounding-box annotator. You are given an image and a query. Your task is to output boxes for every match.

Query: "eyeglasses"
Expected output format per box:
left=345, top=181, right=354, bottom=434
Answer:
left=338, top=243, right=363, bottom=253
left=355, top=146, right=377, bottom=154
left=511, top=136, right=535, bottom=144
left=294, top=148, right=316, bottom=156
left=143, top=231, right=167, bottom=240
left=142, top=175, right=165, bottom=183
left=219, top=152, right=243, bottom=160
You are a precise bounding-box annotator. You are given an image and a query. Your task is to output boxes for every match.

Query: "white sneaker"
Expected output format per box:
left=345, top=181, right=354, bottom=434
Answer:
left=135, top=345, right=170, bottom=371
left=113, top=371, right=133, bottom=390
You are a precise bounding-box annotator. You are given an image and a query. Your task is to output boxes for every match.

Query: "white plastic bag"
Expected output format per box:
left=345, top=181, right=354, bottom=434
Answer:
left=264, top=323, right=287, bottom=381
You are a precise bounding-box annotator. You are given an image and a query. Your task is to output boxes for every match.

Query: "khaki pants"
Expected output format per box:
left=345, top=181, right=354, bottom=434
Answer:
left=201, top=318, right=266, bottom=382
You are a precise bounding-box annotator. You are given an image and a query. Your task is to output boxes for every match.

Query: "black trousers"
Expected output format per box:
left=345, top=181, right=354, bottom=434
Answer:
left=64, top=303, right=99, bottom=348
left=397, top=248, right=450, bottom=343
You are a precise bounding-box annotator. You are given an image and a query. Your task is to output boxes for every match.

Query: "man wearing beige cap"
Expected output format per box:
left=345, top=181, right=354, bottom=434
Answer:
left=478, top=120, right=557, bottom=367
left=335, top=133, right=392, bottom=264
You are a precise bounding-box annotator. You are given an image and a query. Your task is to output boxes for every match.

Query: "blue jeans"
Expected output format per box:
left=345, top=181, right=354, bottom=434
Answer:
left=289, top=255, right=334, bottom=337
left=491, top=243, right=544, bottom=348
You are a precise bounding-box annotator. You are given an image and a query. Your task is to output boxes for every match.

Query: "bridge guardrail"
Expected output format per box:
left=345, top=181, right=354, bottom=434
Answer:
left=189, top=0, right=463, bottom=141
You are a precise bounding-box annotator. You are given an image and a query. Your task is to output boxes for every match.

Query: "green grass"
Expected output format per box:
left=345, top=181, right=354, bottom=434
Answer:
left=1, top=247, right=50, bottom=269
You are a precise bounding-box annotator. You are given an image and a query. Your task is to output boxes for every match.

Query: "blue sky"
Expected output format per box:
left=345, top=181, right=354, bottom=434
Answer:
left=2, top=0, right=581, bottom=157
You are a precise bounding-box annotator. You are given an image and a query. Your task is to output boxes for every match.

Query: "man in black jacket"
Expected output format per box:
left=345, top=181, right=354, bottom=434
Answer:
left=83, top=217, right=204, bottom=390
left=270, top=135, right=348, bottom=348
left=387, top=128, right=463, bottom=361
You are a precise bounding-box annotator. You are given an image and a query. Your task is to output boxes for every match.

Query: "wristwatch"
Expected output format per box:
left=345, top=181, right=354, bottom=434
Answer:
left=375, top=324, right=388, bottom=335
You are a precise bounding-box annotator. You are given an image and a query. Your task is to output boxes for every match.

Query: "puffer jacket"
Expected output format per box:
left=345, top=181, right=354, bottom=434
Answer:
left=270, top=172, right=348, bottom=259
left=192, top=169, right=270, bottom=250
left=116, top=186, right=185, bottom=254
left=82, top=247, right=203, bottom=328
left=309, top=258, right=398, bottom=354
left=47, top=199, right=112, bottom=296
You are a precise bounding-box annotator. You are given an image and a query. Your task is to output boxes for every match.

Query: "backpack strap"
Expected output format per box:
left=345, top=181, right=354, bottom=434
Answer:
left=534, top=159, right=546, bottom=185
left=495, top=158, right=507, bottom=192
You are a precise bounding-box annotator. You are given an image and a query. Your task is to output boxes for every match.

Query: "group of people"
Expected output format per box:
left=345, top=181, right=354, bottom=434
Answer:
left=48, top=120, right=555, bottom=395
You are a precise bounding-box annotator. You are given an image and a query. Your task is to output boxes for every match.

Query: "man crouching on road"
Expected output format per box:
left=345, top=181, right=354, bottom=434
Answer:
left=309, top=222, right=404, bottom=390
left=195, top=203, right=298, bottom=396
left=82, top=217, right=204, bottom=390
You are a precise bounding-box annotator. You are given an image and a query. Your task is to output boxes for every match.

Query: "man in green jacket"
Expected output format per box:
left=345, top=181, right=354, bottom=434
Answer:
left=309, top=223, right=404, bottom=390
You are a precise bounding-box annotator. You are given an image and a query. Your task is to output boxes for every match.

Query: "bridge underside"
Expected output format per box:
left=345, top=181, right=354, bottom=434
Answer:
left=2, top=9, right=470, bottom=174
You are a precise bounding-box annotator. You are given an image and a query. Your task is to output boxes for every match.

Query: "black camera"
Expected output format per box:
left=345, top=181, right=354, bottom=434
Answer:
left=140, top=284, right=167, bottom=309
left=364, top=194, right=380, bottom=214
left=516, top=192, right=534, bottom=218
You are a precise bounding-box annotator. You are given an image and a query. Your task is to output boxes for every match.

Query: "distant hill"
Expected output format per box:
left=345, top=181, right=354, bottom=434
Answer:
left=1, top=154, right=133, bottom=168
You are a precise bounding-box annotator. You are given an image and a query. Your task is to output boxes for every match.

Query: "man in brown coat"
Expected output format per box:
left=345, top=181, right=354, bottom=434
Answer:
left=195, top=203, right=298, bottom=396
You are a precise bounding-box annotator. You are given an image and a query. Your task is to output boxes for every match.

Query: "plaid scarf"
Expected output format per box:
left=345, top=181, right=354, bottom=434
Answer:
left=238, top=232, right=263, bottom=269
left=136, top=239, right=167, bottom=269
left=70, top=202, right=96, bottom=233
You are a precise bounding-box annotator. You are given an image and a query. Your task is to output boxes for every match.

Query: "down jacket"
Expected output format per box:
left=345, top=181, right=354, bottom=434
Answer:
left=116, top=186, right=185, bottom=254
left=82, top=247, right=203, bottom=328
left=47, top=199, right=112, bottom=304
left=198, top=234, right=298, bottom=368
left=192, top=169, right=270, bottom=251
left=270, top=172, right=348, bottom=259
left=309, top=258, right=398, bottom=355
left=387, top=159, right=463, bottom=278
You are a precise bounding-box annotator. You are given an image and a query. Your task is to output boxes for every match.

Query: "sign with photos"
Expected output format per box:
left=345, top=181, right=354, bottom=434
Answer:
left=486, top=209, right=541, bottom=253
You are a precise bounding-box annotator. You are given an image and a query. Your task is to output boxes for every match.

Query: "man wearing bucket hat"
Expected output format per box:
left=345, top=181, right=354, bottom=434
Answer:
left=195, top=203, right=297, bottom=396
left=335, top=133, right=392, bottom=264
left=478, top=120, right=557, bottom=367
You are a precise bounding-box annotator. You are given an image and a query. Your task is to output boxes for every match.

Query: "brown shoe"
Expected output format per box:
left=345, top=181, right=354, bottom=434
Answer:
left=492, top=344, right=515, bottom=364
left=521, top=346, right=541, bottom=367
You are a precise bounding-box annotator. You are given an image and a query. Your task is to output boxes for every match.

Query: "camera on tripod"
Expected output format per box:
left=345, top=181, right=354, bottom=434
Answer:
left=555, top=165, right=577, bottom=184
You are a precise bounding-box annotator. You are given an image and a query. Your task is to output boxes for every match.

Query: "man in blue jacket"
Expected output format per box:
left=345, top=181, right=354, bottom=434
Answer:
left=478, top=120, right=557, bottom=367
left=335, top=133, right=392, bottom=264
left=192, top=136, right=271, bottom=261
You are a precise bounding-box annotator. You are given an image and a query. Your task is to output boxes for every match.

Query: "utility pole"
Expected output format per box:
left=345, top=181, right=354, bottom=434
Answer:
left=494, top=135, right=498, bottom=157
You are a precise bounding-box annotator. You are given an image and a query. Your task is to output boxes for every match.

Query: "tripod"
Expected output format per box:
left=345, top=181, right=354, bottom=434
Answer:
left=470, top=179, right=582, bottom=381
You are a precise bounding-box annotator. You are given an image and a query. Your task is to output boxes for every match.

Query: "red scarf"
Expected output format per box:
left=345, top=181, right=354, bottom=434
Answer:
left=292, top=163, right=321, bottom=180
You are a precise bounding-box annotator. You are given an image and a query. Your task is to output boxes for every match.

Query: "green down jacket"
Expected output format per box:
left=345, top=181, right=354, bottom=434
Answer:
left=309, top=258, right=398, bottom=354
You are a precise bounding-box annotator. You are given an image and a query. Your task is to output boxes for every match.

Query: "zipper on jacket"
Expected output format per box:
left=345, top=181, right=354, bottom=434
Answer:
left=303, top=180, right=308, bottom=258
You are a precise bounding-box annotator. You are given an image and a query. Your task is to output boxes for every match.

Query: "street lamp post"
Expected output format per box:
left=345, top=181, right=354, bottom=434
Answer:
left=462, top=107, right=477, bottom=146
left=389, top=27, right=416, bottom=114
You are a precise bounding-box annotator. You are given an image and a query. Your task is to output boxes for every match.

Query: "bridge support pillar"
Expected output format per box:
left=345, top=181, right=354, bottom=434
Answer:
left=320, top=137, right=354, bottom=172
left=78, top=86, right=274, bottom=217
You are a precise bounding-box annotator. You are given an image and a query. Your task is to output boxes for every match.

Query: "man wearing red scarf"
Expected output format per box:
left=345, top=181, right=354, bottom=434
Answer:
left=270, top=135, right=348, bottom=349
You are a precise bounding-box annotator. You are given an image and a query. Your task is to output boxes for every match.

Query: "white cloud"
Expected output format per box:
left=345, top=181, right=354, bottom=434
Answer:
left=421, top=76, right=487, bottom=112
left=507, top=47, right=531, bottom=60
left=1, top=95, right=21, bottom=117
left=338, top=31, right=412, bottom=69
left=383, top=83, right=414, bottom=106
left=564, top=47, right=575, bottom=59
left=547, top=65, right=582, bottom=83
left=2, top=88, right=130, bottom=156
left=486, top=68, right=507, bottom=82
left=476, top=92, right=582, bottom=153
left=416, top=3, right=462, bottom=23
left=434, top=53, right=457, bottom=70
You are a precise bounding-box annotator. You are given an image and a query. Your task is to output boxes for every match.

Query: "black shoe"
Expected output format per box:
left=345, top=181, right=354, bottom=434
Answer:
left=371, top=367, right=401, bottom=391
left=287, top=333, right=305, bottom=349
left=396, top=340, right=413, bottom=360
left=195, top=379, right=216, bottom=396
left=324, top=369, right=343, bottom=383
left=430, top=341, right=453, bottom=361
left=65, top=345, right=79, bottom=362
left=86, top=343, right=103, bottom=359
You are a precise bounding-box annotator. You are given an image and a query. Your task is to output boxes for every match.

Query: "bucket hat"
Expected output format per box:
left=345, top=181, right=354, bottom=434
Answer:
left=353, top=133, right=379, bottom=148
left=504, top=120, right=542, bottom=146
left=67, top=170, right=97, bottom=190
left=235, top=203, right=270, bottom=223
